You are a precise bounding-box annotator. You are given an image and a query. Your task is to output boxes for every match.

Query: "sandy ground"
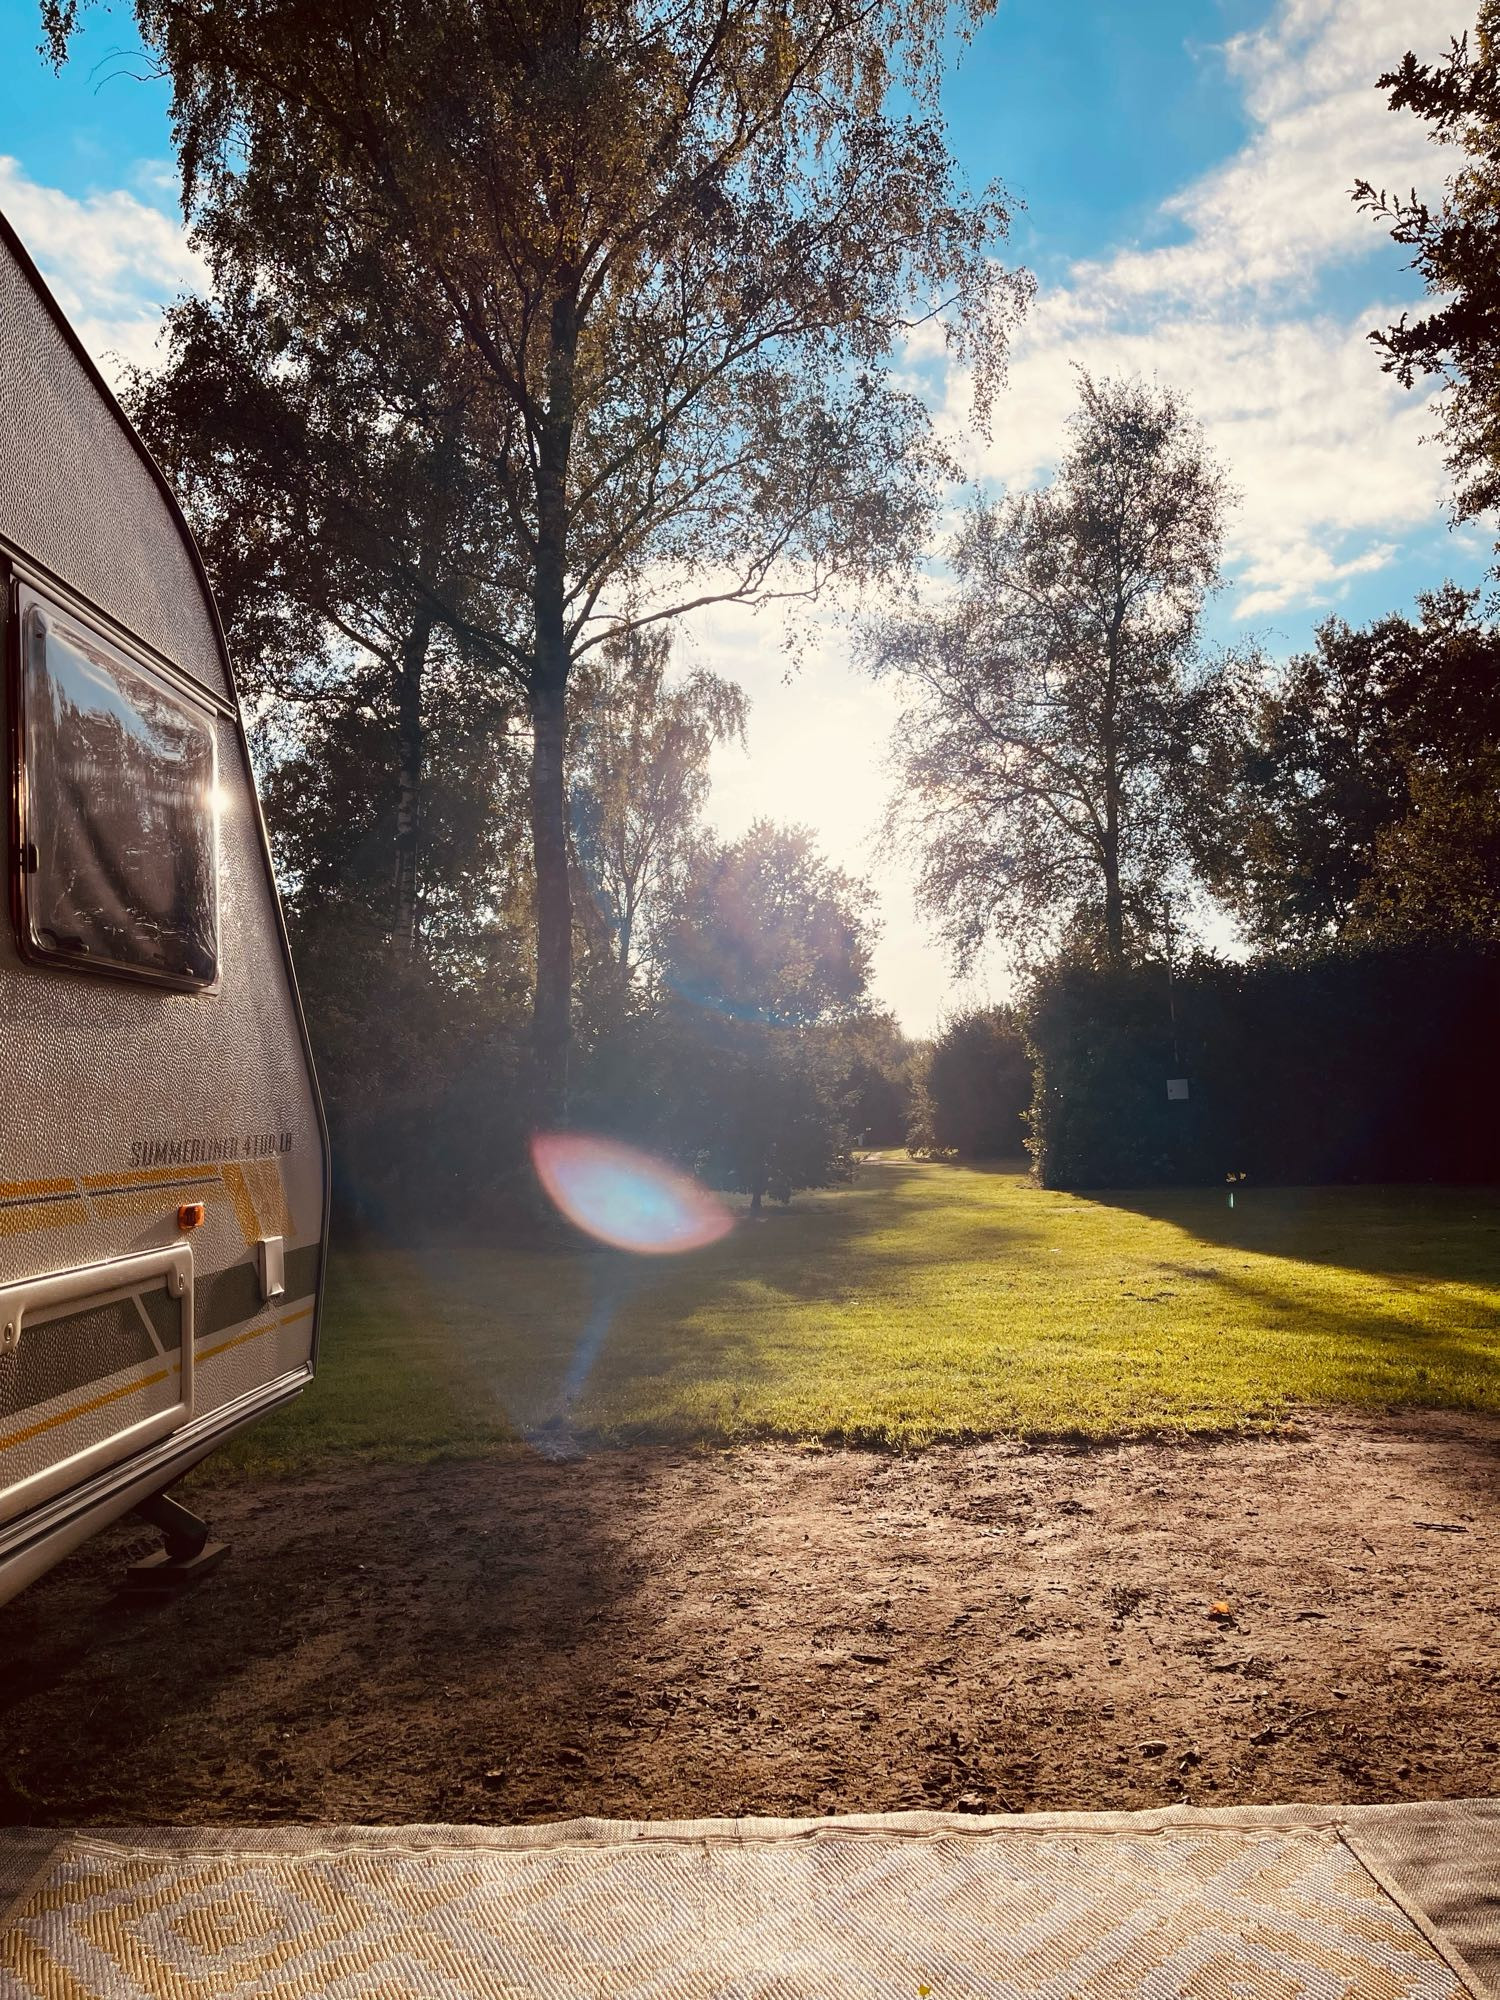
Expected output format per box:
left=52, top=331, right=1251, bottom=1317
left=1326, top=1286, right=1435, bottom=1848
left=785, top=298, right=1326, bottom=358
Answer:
left=0, top=1410, right=1497, bottom=1825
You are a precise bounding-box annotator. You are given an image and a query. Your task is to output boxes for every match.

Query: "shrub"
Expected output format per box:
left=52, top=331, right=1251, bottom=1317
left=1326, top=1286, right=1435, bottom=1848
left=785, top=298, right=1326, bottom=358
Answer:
left=911, top=1007, right=1032, bottom=1159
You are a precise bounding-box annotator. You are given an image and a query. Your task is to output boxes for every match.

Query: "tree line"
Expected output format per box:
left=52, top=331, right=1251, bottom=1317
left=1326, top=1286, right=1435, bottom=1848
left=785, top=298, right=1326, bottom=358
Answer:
left=898, top=395, right=1500, bottom=1179
left=44, top=0, right=1029, bottom=1217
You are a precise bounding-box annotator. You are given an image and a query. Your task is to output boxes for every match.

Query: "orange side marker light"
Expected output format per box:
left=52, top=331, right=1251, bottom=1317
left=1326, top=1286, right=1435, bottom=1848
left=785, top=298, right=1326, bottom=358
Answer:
left=177, top=1202, right=206, bottom=1231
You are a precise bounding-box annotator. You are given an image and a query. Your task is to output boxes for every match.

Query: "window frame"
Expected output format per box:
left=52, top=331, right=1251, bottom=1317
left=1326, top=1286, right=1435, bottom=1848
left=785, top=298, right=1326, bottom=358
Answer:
left=9, top=579, right=222, bottom=994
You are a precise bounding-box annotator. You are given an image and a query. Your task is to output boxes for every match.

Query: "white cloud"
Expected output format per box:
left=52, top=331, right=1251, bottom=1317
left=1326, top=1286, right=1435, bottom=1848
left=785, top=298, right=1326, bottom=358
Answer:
left=961, top=300, right=1448, bottom=618
left=949, top=0, right=1466, bottom=623
left=1105, top=0, right=1449, bottom=303
left=0, top=154, right=202, bottom=380
left=1236, top=540, right=1398, bottom=619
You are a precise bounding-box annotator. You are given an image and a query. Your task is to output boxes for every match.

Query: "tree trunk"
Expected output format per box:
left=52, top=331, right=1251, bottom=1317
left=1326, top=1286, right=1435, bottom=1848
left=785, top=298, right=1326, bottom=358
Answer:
left=1102, top=806, right=1124, bottom=967
left=530, top=670, right=572, bottom=1119
left=393, top=608, right=432, bottom=960
left=528, top=280, right=580, bottom=1123
left=617, top=898, right=634, bottom=977
left=1101, top=601, right=1126, bottom=968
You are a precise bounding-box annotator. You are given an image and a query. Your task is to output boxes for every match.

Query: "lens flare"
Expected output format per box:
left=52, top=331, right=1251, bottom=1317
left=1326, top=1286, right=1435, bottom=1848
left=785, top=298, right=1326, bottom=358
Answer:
left=531, top=1132, right=733, bottom=1255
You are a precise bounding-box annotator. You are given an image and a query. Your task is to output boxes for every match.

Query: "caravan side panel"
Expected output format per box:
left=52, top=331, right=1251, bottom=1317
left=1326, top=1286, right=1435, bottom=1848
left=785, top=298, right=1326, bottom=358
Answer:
left=0, top=218, right=327, bottom=1597
left=0, top=233, right=227, bottom=698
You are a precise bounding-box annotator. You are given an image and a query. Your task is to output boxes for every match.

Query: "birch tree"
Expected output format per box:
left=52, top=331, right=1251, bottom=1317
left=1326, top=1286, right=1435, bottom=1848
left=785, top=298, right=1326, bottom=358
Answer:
left=867, top=375, right=1234, bottom=970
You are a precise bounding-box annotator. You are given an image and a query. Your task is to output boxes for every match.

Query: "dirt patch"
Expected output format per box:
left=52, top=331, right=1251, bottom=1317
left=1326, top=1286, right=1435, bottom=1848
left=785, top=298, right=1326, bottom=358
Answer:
left=1, top=1410, right=1497, bottom=1824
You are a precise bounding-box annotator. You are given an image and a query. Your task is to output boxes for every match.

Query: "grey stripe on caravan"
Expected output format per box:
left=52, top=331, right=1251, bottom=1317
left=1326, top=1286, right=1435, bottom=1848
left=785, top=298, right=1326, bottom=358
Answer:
left=1, top=1173, right=218, bottom=1209
left=197, top=1243, right=321, bottom=1339
left=79, top=1175, right=221, bottom=1201
left=2, top=1286, right=318, bottom=1444
left=2, top=1296, right=161, bottom=1418
left=0, top=1248, right=320, bottom=1433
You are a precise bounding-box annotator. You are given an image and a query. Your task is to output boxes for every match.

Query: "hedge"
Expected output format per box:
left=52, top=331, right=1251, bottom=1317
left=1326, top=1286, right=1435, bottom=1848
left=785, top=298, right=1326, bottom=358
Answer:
left=1024, top=946, right=1500, bottom=1189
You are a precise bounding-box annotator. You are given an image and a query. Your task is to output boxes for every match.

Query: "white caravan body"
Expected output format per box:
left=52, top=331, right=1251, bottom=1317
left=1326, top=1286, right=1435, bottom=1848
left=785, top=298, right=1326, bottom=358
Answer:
left=0, top=213, right=328, bottom=1604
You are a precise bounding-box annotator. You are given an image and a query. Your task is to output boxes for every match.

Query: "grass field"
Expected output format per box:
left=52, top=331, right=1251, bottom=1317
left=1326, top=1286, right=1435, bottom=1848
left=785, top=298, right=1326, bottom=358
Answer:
left=211, top=1156, right=1500, bottom=1474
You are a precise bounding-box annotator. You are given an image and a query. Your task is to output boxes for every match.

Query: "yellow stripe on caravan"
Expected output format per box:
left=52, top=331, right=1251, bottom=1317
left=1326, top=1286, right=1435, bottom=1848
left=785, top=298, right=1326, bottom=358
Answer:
left=198, top=1300, right=314, bottom=1364
left=198, top=1323, right=267, bottom=1364
left=7, top=1162, right=280, bottom=1246
left=0, top=1368, right=173, bottom=1455
left=90, top=1190, right=196, bottom=1223
left=90, top=1180, right=236, bottom=1235
left=0, top=1175, right=88, bottom=1239
left=0, top=1199, right=89, bottom=1239
left=218, top=1162, right=262, bottom=1247
left=81, top=1165, right=222, bottom=1190
left=0, top=1303, right=313, bottom=1454
left=243, top=1157, right=295, bottom=1239
left=0, top=1210, right=88, bottom=1239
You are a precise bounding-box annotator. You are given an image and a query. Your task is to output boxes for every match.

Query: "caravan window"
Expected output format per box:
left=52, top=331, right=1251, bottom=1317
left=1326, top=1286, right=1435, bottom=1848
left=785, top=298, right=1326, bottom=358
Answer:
left=17, top=602, right=219, bottom=988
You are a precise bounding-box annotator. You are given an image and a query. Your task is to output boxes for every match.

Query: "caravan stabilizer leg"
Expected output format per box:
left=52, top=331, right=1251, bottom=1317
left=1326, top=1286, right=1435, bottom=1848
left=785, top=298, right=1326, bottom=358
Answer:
left=123, top=1489, right=227, bottom=1592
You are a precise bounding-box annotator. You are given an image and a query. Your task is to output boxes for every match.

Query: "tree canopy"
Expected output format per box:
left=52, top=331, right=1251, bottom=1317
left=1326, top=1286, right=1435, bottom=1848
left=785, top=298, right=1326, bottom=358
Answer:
left=1355, top=10, right=1500, bottom=535
left=122, top=287, right=506, bottom=960
left=867, top=373, right=1235, bottom=972
left=661, top=821, right=875, bottom=1027
left=1198, top=585, right=1500, bottom=951
left=911, top=1007, right=1030, bottom=1158
left=570, top=628, right=747, bottom=988
left=658, top=821, right=876, bottom=1206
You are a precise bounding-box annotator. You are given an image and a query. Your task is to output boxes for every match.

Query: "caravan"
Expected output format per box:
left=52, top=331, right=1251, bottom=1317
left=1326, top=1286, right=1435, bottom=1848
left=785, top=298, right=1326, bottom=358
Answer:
left=0, top=212, right=328, bottom=1604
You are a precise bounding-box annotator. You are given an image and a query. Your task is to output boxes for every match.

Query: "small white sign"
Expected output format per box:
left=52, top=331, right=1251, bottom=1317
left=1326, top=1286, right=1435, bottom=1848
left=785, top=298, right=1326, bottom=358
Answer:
left=1166, top=1077, right=1190, bottom=1101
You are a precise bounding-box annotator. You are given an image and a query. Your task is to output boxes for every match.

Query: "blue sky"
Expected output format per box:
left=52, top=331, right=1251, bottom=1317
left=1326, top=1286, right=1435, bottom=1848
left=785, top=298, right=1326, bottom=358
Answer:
left=0, top=0, right=1483, bottom=1028
left=947, top=0, right=1263, bottom=280
left=1, top=4, right=171, bottom=197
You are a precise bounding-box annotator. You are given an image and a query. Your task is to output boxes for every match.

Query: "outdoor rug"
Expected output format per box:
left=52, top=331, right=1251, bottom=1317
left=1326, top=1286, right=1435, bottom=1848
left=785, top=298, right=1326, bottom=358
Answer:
left=0, top=1801, right=1496, bottom=1999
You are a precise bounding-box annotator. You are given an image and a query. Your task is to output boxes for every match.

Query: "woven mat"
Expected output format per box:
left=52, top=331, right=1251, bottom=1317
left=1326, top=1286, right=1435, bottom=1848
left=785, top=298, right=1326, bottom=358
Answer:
left=1, top=1804, right=1495, bottom=1999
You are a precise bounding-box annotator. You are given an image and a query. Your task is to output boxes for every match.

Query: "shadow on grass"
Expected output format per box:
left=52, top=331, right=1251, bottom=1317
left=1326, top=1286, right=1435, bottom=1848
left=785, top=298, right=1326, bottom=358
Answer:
left=1178, top=1257, right=1500, bottom=1403
left=227, top=1157, right=1063, bottom=1465
left=1086, top=1183, right=1500, bottom=1284
left=220, top=1160, right=1500, bottom=1471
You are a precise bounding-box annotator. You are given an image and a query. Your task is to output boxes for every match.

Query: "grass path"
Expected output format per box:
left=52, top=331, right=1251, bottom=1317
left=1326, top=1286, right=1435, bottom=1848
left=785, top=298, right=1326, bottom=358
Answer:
left=215, top=1158, right=1500, bottom=1473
